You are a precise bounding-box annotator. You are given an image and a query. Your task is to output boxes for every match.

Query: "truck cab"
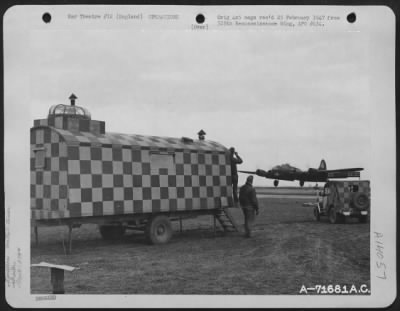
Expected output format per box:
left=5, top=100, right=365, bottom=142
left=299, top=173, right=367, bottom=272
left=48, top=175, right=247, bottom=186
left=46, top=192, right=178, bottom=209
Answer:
left=314, top=180, right=370, bottom=224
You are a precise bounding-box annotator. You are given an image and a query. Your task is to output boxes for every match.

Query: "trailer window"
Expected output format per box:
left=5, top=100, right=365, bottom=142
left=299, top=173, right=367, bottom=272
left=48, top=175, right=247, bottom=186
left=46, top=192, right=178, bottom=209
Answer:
left=34, top=148, right=46, bottom=169
left=150, top=153, right=175, bottom=173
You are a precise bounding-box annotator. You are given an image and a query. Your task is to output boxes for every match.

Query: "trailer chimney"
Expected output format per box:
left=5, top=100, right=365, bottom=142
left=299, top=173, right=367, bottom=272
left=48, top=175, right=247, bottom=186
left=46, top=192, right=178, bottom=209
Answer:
left=198, top=129, right=206, bottom=140
left=69, top=94, right=77, bottom=106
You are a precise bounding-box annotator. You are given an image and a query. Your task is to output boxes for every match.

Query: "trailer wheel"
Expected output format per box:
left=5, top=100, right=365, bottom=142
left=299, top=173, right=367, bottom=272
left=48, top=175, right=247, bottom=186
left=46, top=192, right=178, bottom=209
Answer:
left=328, top=207, right=339, bottom=224
left=99, top=224, right=125, bottom=240
left=313, top=206, right=320, bottom=221
left=145, top=215, right=173, bottom=245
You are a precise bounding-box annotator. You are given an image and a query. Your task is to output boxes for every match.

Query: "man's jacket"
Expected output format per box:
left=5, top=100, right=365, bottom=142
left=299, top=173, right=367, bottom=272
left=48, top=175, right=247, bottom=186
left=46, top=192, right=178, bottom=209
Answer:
left=230, top=155, right=243, bottom=176
left=239, top=183, right=259, bottom=211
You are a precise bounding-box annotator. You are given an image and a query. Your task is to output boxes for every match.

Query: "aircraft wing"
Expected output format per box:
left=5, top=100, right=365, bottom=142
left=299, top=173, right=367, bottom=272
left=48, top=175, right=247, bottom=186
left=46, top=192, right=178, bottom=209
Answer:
left=325, top=168, right=364, bottom=173
left=327, top=171, right=361, bottom=178
left=239, top=170, right=258, bottom=174
left=239, top=169, right=270, bottom=178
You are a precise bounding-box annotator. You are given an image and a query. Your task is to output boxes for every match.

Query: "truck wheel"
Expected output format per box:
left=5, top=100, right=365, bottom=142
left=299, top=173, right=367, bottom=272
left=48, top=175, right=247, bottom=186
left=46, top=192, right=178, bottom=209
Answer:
left=359, top=215, right=368, bottom=223
left=328, top=208, right=339, bottom=224
left=313, top=206, right=320, bottom=221
left=145, top=215, right=173, bottom=245
left=352, top=192, right=370, bottom=209
left=99, top=224, right=125, bottom=240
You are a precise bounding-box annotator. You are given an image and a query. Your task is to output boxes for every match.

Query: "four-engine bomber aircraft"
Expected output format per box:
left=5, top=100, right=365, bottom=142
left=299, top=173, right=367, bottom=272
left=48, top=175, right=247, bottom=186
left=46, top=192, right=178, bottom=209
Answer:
left=239, top=159, right=364, bottom=187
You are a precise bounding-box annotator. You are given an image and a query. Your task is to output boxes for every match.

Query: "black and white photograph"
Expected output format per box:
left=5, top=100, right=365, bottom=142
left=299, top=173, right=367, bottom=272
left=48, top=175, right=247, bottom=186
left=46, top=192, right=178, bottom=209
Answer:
left=4, top=5, right=396, bottom=308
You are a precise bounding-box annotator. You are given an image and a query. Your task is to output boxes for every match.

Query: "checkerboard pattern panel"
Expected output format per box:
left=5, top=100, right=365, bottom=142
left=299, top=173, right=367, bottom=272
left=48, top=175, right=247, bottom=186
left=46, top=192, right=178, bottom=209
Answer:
left=335, top=181, right=370, bottom=209
left=65, top=145, right=233, bottom=217
left=31, top=123, right=234, bottom=220
left=35, top=117, right=105, bottom=135
left=67, top=145, right=135, bottom=217
left=30, top=127, right=68, bottom=217
left=31, top=209, right=71, bottom=220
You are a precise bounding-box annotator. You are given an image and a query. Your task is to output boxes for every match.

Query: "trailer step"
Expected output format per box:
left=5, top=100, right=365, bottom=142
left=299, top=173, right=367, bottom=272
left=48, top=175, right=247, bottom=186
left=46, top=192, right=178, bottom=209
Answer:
left=215, top=208, right=240, bottom=233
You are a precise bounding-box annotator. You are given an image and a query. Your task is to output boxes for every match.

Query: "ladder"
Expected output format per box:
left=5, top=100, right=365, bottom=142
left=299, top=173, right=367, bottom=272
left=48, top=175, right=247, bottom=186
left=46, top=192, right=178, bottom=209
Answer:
left=214, top=207, right=240, bottom=232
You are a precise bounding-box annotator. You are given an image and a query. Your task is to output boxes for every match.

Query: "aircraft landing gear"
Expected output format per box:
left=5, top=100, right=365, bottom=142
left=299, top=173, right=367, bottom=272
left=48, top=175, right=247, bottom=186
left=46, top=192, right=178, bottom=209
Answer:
left=273, top=180, right=279, bottom=187
left=299, top=180, right=304, bottom=187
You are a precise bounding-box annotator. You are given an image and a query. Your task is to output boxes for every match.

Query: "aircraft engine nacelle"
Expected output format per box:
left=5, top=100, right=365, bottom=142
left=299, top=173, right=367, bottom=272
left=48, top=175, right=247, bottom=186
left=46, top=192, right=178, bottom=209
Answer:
left=255, top=169, right=269, bottom=177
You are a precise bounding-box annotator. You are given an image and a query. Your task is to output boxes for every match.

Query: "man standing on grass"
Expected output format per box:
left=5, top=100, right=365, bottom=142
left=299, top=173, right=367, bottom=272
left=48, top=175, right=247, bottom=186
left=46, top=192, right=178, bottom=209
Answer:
left=239, top=175, right=259, bottom=238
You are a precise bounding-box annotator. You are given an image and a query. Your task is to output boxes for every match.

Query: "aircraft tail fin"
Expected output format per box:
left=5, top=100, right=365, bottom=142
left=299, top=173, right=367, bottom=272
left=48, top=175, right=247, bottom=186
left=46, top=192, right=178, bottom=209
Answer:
left=319, top=159, right=327, bottom=170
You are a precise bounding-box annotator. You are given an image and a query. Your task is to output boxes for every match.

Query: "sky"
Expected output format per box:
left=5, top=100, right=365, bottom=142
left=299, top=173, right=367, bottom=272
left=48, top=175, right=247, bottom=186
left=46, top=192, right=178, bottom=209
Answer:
left=27, top=28, right=370, bottom=186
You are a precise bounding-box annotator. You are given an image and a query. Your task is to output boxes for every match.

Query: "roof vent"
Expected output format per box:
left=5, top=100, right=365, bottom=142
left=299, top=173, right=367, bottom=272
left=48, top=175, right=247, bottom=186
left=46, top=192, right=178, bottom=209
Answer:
left=197, top=129, right=206, bottom=140
left=69, top=93, right=77, bottom=106
left=181, top=137, right=194, bottom=143
left=47, top=94, right=91, bottom=120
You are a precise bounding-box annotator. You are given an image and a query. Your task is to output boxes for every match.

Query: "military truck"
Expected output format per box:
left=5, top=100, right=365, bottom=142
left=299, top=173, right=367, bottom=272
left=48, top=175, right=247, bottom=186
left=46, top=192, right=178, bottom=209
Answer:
left=314, top=180, right=370, bottom=224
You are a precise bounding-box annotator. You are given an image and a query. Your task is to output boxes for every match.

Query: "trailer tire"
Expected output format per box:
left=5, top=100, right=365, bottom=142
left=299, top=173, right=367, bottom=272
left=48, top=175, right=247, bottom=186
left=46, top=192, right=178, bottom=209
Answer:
left=99, top=224, right=125, bottom=240
left=145, top=215, right=173, bottom=245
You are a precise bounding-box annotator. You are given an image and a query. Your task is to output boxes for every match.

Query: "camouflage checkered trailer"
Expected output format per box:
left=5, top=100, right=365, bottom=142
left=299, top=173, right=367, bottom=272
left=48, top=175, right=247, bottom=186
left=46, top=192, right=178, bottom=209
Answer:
left=31, top=95, right=238, bottom=248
